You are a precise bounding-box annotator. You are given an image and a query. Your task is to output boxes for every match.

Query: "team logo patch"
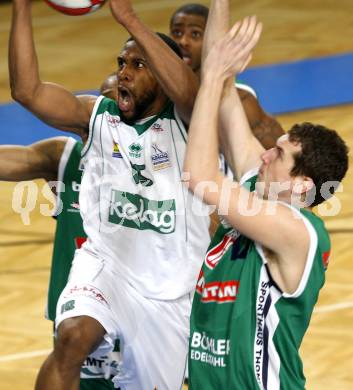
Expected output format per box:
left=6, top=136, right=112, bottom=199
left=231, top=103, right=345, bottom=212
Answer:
left=151, top=123, right=164, bottom=132
left=151, top=144, right=171, bottom=171
left=129, top=142, right=143, bottom=158
left=112, top=142, right=123, bottom=158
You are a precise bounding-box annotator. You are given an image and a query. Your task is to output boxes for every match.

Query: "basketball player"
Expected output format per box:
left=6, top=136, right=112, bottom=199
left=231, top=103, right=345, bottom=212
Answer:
left=9, top=0, right=209, bottom=389
left=184, top=3, right=349, bottom=389
left=0, top=74, right=119, bottom=389
left=169, top=3, right=284, bottom=150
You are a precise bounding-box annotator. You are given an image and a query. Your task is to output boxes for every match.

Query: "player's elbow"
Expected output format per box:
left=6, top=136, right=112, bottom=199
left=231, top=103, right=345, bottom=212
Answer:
left=10, top=79, right=38, bottom=107
left=183, top=167, right=219, bottom=197
left=11, top=86, right=32, bottom=106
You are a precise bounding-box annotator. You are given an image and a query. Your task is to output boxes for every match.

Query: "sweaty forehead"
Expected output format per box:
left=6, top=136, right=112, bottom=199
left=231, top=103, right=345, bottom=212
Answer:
left=277, top=133, right=302, bottom=152
left=171, top=13, right=207, bottom=29
left=277, top=134, right=289, bottom=145
left=120, top=40, right=145, bottom=59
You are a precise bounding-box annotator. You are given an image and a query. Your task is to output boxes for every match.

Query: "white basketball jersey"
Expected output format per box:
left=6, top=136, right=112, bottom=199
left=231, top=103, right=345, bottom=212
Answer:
left=79, top=96, right=210, bottom=299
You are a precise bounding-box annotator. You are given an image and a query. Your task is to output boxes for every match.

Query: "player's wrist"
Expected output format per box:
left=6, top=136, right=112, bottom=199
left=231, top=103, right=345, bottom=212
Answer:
left=115, top=9, right=138, bottom=29
left=201, top=68, right=227, bottom=87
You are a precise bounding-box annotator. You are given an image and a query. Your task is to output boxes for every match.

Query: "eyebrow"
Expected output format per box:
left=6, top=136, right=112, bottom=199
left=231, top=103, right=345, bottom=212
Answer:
left=172, top=22, right=204, bottom=29
left=117, top=55, right=146, bottom=62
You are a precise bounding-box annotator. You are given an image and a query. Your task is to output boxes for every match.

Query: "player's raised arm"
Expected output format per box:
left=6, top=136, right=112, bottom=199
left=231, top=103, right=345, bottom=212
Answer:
left=185, top=17, right=263, bottom=190
left=201, top=0, right=229, bottom=64
left=9, top=0, right=95, bottom=137
left=109, top=0, right=198, bottom=124
left=202, top=0, right=284, bottom=178
left=217, top=16, right=273, bottom=179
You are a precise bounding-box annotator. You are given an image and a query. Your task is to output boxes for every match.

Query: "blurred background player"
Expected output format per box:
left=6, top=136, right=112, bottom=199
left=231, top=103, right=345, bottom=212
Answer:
left=0, top=74, right=119, bottom=390
left=169, top=3, right=284, bottom=151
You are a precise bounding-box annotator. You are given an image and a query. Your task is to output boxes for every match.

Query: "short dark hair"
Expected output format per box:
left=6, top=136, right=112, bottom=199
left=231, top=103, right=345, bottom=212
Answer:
left=126, top=33, right=182, bottom=59
left=288, top=122, right=349, bottom=207
left=170, top=3, right=209, bottom=26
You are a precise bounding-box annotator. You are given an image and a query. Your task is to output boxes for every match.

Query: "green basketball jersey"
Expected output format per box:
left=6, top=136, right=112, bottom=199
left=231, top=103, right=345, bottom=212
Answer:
left=46, top=138, right=86, bottom=321
left=189, top=174, right=330, bottom=389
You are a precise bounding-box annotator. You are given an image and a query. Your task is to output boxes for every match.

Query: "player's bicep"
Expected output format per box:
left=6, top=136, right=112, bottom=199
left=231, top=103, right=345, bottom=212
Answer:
left=224, top=187, right=309, bottom=255
left=26, top=83, right=95, bottom=136
left=199, top=176, right=308, bottom=253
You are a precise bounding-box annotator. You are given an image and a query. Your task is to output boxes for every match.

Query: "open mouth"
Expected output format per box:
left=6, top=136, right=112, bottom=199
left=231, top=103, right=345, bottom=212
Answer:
left=118, top=86, right=134, bottom=113
left=181, top=51, right=192, bottom=65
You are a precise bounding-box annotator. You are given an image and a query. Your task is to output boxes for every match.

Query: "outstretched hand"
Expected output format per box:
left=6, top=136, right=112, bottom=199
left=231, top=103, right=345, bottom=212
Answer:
left=202, top=16, right=262, bottom=81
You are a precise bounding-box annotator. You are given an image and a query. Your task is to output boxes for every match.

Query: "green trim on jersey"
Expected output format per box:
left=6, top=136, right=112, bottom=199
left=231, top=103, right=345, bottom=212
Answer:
left=174, top=114, right=187, bottom=143
left=96, top=97, right=175, bottom=136
left=234, top=77, right=257, bottom=98
left=47, top=140, right=86, bottom=321
left=189, top=173, right=330, bottom=390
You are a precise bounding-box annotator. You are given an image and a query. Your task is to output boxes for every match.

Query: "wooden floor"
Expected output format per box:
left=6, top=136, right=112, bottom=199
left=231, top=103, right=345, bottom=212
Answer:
left=0, top=1, right=353, bottom=389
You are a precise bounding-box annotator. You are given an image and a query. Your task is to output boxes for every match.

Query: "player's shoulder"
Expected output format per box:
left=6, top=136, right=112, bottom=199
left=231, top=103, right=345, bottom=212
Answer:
left=300, top=208, right=330, bottom=245
left=31, top=136, right=69, bottom=159
left=94, top=95, right=119, bottom=116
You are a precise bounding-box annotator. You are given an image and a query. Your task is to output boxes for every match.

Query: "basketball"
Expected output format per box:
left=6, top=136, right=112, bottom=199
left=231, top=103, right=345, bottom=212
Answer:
left=44, top=0, right=106, bottom=16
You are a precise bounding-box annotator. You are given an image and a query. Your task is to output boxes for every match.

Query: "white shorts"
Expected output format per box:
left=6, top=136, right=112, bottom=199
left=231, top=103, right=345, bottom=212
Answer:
left=56, top=248, right=191, bottom=390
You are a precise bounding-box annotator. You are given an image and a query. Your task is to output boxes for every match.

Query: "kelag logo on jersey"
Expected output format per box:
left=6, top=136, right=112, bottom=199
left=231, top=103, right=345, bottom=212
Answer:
left=109, top=190, right=176, bottom=234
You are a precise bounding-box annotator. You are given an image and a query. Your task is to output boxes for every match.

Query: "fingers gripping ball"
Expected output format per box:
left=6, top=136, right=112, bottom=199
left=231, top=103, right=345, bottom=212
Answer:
left=44, top=0, right=106, bottom=16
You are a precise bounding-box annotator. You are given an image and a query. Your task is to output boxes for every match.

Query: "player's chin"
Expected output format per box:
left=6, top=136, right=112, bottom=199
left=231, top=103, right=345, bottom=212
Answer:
left=120, top=109, right=137, bottom=124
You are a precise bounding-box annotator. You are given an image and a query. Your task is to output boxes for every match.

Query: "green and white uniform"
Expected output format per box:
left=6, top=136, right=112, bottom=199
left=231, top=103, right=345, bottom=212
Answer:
left=189, top=170, right=331, bottom=390
left=48, top=137, right=117, bottom=389
left=47, top=137, right=85, bottom=321
left=56, top=97, right=210, bottom=390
